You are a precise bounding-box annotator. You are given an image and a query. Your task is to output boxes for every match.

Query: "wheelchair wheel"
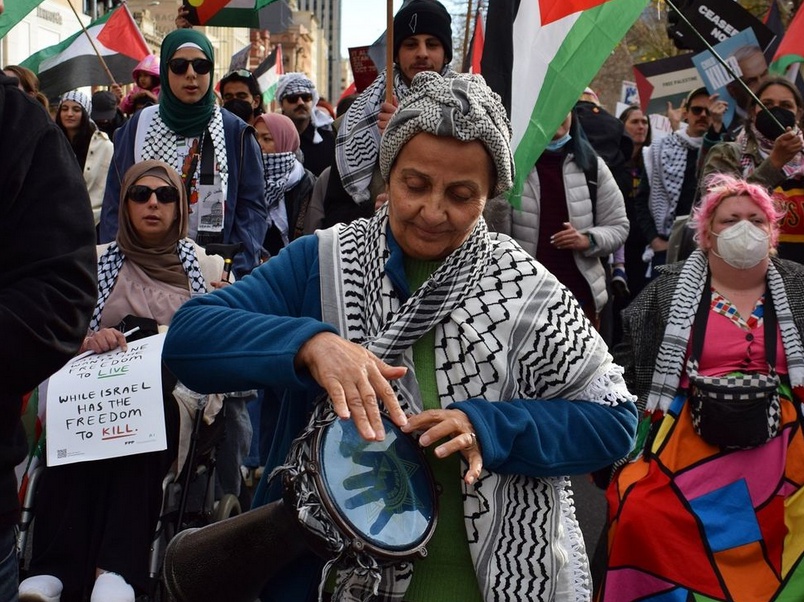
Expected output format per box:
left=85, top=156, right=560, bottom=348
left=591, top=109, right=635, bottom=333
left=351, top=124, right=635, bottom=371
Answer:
left=212, top=494, right=241, bottom=522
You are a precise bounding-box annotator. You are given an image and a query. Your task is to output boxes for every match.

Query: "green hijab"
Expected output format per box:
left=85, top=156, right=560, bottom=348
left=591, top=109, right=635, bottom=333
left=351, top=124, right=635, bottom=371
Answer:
left=159, top=29, right=216, bottom=137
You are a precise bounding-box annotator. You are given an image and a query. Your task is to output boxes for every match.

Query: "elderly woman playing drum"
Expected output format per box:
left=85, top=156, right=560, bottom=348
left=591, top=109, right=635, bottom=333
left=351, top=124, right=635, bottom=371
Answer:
left=163, top=72, right=637, bottom=602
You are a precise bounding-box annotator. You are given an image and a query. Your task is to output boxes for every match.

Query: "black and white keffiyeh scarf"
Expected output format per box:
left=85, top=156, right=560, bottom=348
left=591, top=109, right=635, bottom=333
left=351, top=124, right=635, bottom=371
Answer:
left=648, top=130, right=702, bottom=237
left=91, top=240, right=206, bottom=332
left=334, top=65, right=455, bottom=204
left=262, top=151, right=299, bottom=247
left=137, top=105, right=229, bottom=225
left=646, top=250, right=804, bottom=413
left=279, top=205, right=634, bottom=602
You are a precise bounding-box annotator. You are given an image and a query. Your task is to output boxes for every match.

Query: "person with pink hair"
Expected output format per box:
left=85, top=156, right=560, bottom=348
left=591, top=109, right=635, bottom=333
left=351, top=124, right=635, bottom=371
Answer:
left=253, top=113, right=317, bottom=260
left=599, top=174, right=804, bottom=601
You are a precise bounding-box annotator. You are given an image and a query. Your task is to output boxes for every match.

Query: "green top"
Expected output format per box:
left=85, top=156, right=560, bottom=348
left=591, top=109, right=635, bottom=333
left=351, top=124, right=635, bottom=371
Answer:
left=403, top=257, right=483, bottom=602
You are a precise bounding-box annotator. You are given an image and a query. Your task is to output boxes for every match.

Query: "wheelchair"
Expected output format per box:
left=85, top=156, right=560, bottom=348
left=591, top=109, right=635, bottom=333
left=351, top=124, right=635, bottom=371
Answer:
left=16, top=326, right=245, bottom=601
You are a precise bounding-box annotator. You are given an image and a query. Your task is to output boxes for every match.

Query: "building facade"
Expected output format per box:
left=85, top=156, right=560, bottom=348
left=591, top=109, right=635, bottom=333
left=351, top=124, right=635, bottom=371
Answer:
left=293, top=0, right=341, bottom=100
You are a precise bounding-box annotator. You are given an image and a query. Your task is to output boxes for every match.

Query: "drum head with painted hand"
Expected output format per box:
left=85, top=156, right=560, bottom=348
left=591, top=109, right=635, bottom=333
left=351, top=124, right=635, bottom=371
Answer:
left=318, top=415, right=436, bottom=554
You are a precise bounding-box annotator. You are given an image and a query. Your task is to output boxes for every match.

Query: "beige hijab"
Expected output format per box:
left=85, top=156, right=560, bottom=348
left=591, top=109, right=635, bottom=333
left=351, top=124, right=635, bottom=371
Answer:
left=117, top=160, right=189, bottom=289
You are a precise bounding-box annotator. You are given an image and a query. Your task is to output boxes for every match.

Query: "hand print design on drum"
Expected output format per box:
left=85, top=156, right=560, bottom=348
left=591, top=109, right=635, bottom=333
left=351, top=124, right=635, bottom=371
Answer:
left=318, top=415, right=437, bottom=554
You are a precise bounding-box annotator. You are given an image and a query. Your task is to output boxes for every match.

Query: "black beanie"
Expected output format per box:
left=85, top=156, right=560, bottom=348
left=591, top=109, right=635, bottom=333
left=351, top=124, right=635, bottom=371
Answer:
left=393, top=0, right=453, bottom=65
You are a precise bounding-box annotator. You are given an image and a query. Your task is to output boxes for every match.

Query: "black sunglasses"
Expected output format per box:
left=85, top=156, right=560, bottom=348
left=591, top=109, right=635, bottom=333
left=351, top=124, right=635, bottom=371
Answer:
left=284, top=93, right=312, bottom=104
left=688, top=106, right=710, bottom=116
left=168, top=58, right=213, bottom=76
left=127, top=185, right=180, bottom=204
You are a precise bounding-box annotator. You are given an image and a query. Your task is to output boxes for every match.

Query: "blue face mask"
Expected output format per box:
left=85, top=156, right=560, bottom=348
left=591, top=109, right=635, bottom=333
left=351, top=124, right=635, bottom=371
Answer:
left=546, top=132, right=572, bottom=152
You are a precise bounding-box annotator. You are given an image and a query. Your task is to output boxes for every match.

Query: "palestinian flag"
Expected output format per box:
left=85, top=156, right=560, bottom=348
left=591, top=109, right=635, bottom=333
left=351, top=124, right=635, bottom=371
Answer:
left=182, top=0, right=277, bottom=28
left=770, top=5, right=804, bottom=76
left=462, top=2, right=485, bottom=74
left=0, top=0, right=44, bottom=40
left=21, top=5, right=149, bottom=98
left=481, top=0, right=649, bottom=205
left=254, top=45, right=284, bottom=104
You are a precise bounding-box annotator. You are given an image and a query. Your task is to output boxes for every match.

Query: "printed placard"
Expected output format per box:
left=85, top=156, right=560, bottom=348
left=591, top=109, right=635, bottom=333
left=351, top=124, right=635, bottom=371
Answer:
left=45, top=334, right=167, bottom=466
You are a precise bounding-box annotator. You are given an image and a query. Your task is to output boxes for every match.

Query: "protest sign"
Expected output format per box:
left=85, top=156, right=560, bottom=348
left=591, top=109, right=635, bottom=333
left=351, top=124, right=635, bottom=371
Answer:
left=692, top=28, right=761, bottom=131
left=633, top=53, right=701, bottom=117
left=348, top=46, right=379, bottom=94
left=46, top=333, right=167, bottom=466
left=670, top=0, right=774, bottom=52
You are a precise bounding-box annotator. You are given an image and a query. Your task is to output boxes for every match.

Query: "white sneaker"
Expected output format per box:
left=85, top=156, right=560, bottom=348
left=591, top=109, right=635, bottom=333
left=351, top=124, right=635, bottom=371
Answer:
left=19, top=574, right=63, bottom=602
left=90, top=572, right=135, bottom=602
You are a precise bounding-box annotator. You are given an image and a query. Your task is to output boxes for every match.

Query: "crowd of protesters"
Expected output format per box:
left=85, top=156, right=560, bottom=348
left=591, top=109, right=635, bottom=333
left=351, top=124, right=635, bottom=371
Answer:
left=6, top=0, right=804, bottom=600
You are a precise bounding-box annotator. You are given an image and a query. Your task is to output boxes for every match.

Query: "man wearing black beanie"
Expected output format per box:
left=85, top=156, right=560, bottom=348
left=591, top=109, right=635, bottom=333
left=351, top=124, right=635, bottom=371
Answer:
left=323, top=0, right=456, bottom=228
left=393, top=0, right=453, bottom=85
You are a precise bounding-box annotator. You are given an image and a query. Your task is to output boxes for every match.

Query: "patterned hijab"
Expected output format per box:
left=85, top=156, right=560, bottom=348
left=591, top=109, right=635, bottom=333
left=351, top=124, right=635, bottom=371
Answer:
left=379, top=72, right=513, bottom=197
left=117, top=160, right=190, bottom=289
left=159, top=29, right=216, bottom=137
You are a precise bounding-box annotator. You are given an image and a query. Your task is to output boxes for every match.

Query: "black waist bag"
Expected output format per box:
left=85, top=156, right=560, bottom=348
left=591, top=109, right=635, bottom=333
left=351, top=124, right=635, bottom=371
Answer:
left=686, top=274, right=781, bottom=450
left=688, top=372, right=780, bottom=449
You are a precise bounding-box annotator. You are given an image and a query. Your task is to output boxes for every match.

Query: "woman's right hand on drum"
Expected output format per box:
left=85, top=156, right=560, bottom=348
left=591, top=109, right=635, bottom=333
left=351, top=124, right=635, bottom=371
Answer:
left=80, top=328, right=128, bottom=354
left=295, top=332, right=408, bottom=441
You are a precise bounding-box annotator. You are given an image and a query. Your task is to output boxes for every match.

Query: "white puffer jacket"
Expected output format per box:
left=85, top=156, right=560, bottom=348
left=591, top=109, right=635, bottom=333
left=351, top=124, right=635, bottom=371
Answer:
left=85, top=128, right=114, bottom=225
left=511, top=154, right=628, bottom=314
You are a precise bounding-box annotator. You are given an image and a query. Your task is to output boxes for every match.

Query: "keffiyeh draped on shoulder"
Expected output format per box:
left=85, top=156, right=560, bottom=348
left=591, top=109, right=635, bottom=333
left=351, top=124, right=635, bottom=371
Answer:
left=302, top=205, right=634, bottom=602
left=334, top=65, right=455, bottom=204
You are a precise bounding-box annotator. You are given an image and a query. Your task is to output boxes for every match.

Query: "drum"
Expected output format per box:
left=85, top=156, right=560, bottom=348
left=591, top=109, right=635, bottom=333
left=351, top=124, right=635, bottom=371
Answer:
left=281, top=408, right=438, bottom=563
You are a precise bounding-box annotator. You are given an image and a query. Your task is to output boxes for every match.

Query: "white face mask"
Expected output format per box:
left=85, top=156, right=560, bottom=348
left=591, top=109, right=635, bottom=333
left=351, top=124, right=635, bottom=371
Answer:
left=711, top=219, right=770, bottom=270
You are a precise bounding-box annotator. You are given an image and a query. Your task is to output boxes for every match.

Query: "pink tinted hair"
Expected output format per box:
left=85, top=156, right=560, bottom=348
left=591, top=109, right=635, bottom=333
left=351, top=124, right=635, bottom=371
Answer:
left=255, top=113, right=300, bottom=154
left=691, top=173, right=785, bottom=248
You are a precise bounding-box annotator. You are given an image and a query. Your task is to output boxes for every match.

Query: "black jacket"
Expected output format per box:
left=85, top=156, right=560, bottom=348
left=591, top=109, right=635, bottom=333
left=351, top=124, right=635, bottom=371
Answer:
left=0, top=75, right=97, bottom=531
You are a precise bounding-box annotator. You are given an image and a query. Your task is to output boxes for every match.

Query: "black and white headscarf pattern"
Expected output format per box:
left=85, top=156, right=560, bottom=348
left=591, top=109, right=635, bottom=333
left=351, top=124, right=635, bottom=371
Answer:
left=648, top=129, right=702, bottom=237
left=645, top=250, right=804, bottom=413
left=90, top=240, right=206, bottom=332
left=378, top=71, right=513, bottom=199
left=334, top=65, right=455, bottom=204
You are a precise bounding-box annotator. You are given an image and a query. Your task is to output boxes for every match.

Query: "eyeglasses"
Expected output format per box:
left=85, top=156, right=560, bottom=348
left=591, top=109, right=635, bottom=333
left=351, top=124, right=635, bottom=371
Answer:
left=168, top=58, right=213, bottom=76
left=284, top=93, right=312, bottom=104
left=688, top=106, right=710, bottom=116
left=127, top=185, right=180, bottom=204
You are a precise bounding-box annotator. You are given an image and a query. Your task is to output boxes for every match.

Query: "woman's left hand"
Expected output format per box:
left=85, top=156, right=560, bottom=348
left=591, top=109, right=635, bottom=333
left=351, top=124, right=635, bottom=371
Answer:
left=402, top=409, right=482, bottom=485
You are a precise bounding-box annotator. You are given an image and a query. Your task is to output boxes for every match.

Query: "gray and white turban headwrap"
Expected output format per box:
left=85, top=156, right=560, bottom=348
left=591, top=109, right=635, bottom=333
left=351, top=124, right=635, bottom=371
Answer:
left=379, top=71, right=514, bottom=197
left=60, top=89, right=92, bottom=116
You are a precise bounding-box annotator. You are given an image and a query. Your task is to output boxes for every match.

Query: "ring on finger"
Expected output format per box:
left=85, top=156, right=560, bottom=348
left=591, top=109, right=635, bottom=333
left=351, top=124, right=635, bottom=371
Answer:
left=468, top=432, right=477, bottom=448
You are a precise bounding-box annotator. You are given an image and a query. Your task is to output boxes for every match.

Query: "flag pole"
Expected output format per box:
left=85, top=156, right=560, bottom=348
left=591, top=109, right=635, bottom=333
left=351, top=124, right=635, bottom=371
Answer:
left=462, top=0, right=474, bottom=73
left=664, top=0, right=784, bottom=132
left=66, top=0, right=118, bottom=87
left=386, top=0, right=394, bottom=103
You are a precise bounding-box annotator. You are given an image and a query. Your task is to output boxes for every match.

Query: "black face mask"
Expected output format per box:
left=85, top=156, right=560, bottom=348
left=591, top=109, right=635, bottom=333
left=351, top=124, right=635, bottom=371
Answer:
left=223, top=98, right=254, bottom=124
left=754, top=105, right=797, bottom=140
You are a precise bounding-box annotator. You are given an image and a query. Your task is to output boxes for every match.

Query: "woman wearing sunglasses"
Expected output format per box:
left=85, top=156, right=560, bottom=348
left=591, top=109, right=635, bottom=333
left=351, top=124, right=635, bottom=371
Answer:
left=98, top=28, right=266, bottom=279
left=19, top=160, right=228, bottom=602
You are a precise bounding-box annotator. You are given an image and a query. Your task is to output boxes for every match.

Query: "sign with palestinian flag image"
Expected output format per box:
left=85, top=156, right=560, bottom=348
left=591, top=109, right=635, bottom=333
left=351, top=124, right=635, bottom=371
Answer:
left=21, top=5, right=150, bottom=98
left=482, top=0, right=649, bottom=206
